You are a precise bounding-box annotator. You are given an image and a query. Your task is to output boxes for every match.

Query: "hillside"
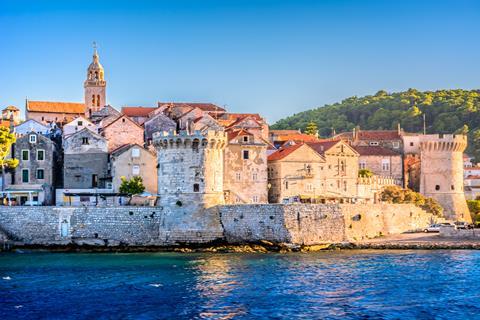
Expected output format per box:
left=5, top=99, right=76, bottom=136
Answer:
left=271, top=89, right=480, bottom=159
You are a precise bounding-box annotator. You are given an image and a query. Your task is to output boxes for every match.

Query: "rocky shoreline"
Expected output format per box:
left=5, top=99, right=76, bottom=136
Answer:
left=3, top=238, right=480, bottom=253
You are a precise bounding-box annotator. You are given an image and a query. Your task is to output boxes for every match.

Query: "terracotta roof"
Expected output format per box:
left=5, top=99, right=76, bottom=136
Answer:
left=26, top=100, right=85, bottom=114
left=121, top=106, right=156, bottom=117
left=0, top=119, right=11, bottom=128
left=227, top=129, right=253, bottom=141
left=307, top=141, right=340, bottom=155
left=270, top=129, right=301, bottom=135
left=4, top=106, right=19, bottom=111
left=158, top=102, right=225, bottom=112
left=268, top=143, right=304, bottom=161
left=334, top=130, right=401, bottom=141
left=272, top=133, right=320, bottom=143
left=353, top=146, right=400, bottom=156
left=102, top=114, right=145, bottom=131
left=219, top=113, right=263, bottom=121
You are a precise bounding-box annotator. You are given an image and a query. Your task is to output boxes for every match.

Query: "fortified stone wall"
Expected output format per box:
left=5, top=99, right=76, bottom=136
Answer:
left=0, top=204, right=434, bottom=246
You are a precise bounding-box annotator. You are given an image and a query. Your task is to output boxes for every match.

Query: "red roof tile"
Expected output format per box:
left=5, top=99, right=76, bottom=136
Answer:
left=121, top=106, right=156, bottom=117
left=307, top=141, right=340, bottom=155
left=27, top=101, right=85, bottom=114
left=268, top=143, right=304, bottom=161
left=353, top=146, right=400, bottom=156
left=158, top=102, right=225, bottom=112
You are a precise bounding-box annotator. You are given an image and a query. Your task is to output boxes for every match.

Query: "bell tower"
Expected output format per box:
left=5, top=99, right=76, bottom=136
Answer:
left=84, top=42, right=106, bottom=115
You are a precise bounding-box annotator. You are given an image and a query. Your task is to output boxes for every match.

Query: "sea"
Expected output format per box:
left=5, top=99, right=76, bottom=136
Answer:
left=1, top=250, right=480, bottom=319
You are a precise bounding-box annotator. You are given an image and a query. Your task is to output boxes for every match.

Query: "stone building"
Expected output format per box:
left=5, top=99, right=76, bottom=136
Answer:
left=223, top=129, right=268, bottom=204
left=63, top=128, right=109, bottom=189
left=268, top=140, right=359, bottom=203
left=334, top=126, right=403, bottom=152
left=354, top=146, right=403, bottom=181
left=2, top=106, right=20, bottom=126
left=110, top=144, right=157, bottom=194
left=63, top=116, right=97, bottom=137
left=143, top=113, right=176, bottom=145
left=153, top=130, right=226, bottom=211
left=7, top=132, right=56, bottom=204
left=100, top=114, right=144, bottom=152
left=14, top=119, right=51, bottom=136
left=121, top=106, right=156, bottom=125
left=420, top=134, right=470, bottom=222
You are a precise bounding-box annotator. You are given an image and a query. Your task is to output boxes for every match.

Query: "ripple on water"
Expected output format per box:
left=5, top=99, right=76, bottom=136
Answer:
left=2, top=250, right=480, bottom=319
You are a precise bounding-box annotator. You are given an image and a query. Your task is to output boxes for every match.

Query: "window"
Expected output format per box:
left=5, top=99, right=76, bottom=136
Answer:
left=252, top=173, right=258, bottom=181
left=243, top=136, right=249, bottom=143
left=392, top=141, right=400, bottom=148
left=382, top=159, right=390, bottom=171
left=193, top=183, right=200, bottom=192
left=242, top=150, right=249, bottom=160
left=451, top=185, right=455, bottom=190
left=132, top=165, right=140, bottom=175
left=435, top=185, right=440, bottom=191
left=236, top=172, right=241, bottom=181
left=369, top=141, right=379, bottom=146
left=359, top=160, right=367, bottom=169
left=36, top=169, right=44, bottom=180
left=37, top=150, right=45, bottom=161
left=235, top=196, right=241, bottom=203
left=410, top=142, right=414, bottom=147
left=131, top=148, right=140, bottom=158
left=252, top=195, right=259, bottom=203
left=22, top=150, right=29, bottom=161
left=82, top=137, right=89, bottom=145
left=92, top=174, right=98, bottom=188
left=340, top=160, right=346, bottom=173
left=78, top=121, right=83, bottom=126
left=29, top=134, right=37, bottom=143
left=22, top=169, right=29, bottom=183
left=306, top=183, right=313, bottom=192
left=343, top=180, right=347, bottom=192
left=285, top=181, right=289, bottom=190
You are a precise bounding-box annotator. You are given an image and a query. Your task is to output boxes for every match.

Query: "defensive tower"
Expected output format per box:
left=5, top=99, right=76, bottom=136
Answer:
left=153, top=130, right=226, bottom=212
left=419, top=134, right=470, bottom=222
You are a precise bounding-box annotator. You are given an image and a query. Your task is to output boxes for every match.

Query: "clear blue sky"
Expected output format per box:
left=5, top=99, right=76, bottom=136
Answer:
left=1, top=0, right=479, bottom=124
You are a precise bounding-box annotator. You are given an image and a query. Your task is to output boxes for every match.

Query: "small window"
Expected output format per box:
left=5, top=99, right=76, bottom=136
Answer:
left=78, top=121, right=83, bottom=126
left=236, top=172, right=241, bottom=181
left=131, top=148, right=140, bottom=158
left=132, top=165, right=140, bottom=175
left=392, top=141, right=400, bottom=148
left=37, top=150, right=45, bottom=161
left=410, top=142, right=414, bottom=147
left=369, top=141, right=379, bottom=146
left=193, top=183, right=200, bottom=192
left=36, top=169, right=45, bottom=180
left=252, top=195, right=259, bottom=203
left=22, top=169, right=29, bottom=183
left=29, top=134, right=37, bottom=143
left=435, top=185, right=440, bottom=191
left=285, top=181, right=289, bottom=190
left=242, top=150, right=249, bottom=160
left=92, top=174, right=98, bottom=188
left=306, top=183, right=313, bottom=192
left=243, top=136, right=249, bottom=143
left=451, top=185, right=455, bottom=190
left=382, top=159, right=390, bottom=171
left=252, top=173, right=258, bottom=181
left=343, top=180, right=347, bottom=192
left=22, top=150, right=29, bottom=161
left=359, top=161, right=366, bottom=169
left=82, top=137, right=89, bottom=145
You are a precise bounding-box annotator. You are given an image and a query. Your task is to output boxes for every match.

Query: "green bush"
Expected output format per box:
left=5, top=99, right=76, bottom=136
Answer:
left=380, top=186, right=443, bottom=216
left=358, top=169, right=373, bottom=178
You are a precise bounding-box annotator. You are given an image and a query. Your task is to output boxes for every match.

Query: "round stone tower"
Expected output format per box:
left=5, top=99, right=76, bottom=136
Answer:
left=419, top=134, right=470, bottom=222
left=153, top=130, right=226, bottom=212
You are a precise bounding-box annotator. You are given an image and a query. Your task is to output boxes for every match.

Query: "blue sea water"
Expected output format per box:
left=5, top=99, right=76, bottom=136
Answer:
left=1, top=250, right=480, bottom=319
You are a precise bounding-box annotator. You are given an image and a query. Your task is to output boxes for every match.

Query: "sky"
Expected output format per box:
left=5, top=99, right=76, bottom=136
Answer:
left=1, top=0, right=479, bottom=124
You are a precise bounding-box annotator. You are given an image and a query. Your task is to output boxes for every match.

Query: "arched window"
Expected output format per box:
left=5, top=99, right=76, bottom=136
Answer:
left=97, top=95, right=100, bottom=107
left=92, top=95, right=95, bottom=104
left=95, top=71, right=98, bottom=80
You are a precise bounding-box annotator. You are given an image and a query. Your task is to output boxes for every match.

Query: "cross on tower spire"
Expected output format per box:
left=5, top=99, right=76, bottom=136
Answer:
left=93, top=41, right=97, bottom=55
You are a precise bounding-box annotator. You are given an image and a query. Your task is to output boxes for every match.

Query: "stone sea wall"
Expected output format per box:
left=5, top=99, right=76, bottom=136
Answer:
left=0, top=203, right=435, bottom=247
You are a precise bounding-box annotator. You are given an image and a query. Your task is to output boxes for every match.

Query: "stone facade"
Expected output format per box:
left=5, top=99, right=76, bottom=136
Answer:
left=420, top=134, right=470, bottom=222
left=8, top=132, right=56, bottom=204
left=63, top=116, right=97, bottom=137
left=14, top=119, right=51, bottom=136
left=63, top=128, right=109, bottom=189
left=101, top=115, right=144, bottom=152
left=110, top=144, right=157, bottom=194
left=268, top=141, right=359, bottom=203
left=354, top=146, right=403, bottom=180
left=153, top=130, right=226, bottom=211
left=84, top=48, right=106, bottom=114
left=224, top=130, right=268, bottom=204
left=143, top=113, right=176, bottom=144
left=0, top=204, right=434, bottom=246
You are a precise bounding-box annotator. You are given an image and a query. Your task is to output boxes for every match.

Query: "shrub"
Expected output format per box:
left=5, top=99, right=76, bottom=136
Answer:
left=358, top=169, right=373, bottom=178
left=380, top=186, right=443, bottom=217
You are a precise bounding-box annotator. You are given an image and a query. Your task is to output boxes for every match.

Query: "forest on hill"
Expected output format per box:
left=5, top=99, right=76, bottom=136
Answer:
left=271, top=89, right=480, bottom=159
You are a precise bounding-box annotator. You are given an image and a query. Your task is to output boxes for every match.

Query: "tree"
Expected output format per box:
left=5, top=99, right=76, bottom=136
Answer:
left=380, top=185, right=443, bottom=216
left=455, top=124, right=469, bottom=135
left=304, top=121, right=318, bottom=136
left=119, top=176, right=145, bottom=204
left=0, top=127, right=18, bottom=193
left=358, top=169, right=373, bottom=178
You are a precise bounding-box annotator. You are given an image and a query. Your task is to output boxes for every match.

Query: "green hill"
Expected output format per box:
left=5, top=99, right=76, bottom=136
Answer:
left=271, top=89, right=480, bottom=159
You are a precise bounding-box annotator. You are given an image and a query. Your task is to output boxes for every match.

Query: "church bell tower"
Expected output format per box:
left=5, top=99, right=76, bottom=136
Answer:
left=84, top=42, right=106, bottom=115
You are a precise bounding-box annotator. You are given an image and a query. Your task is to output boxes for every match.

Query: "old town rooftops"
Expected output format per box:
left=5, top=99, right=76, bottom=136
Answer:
left=267, top=143, right=305, bottom=161
left=26, top=100, right=85, bottom=114
left=158, top=102, right=225, bottom=112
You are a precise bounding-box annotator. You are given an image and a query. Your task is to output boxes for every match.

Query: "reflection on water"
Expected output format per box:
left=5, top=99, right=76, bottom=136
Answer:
left=1, top=250, right=480, bottom=319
